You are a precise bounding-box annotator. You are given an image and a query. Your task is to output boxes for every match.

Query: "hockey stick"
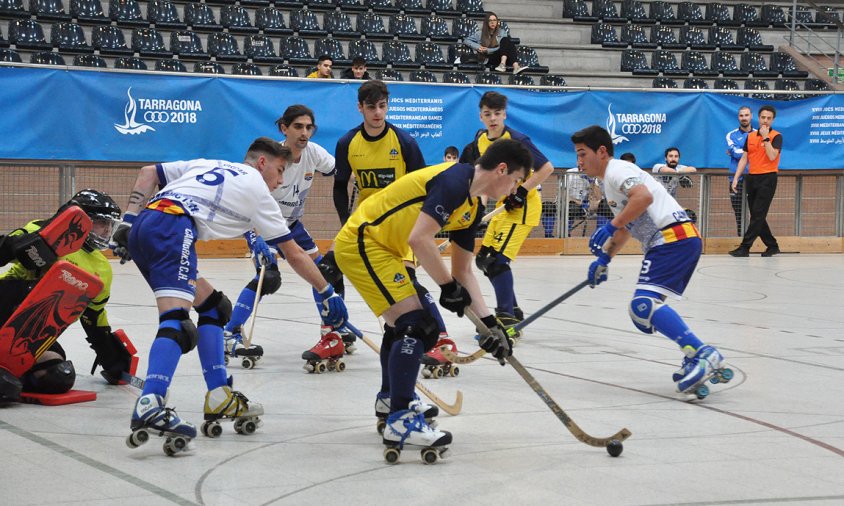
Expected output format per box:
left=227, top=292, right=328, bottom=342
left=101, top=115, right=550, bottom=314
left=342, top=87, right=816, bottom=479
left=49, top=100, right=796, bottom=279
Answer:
left=441, top=280, right=592, bottom=365
left=345, top=320, right=463, bottom=416
left=437, top=205, right=506, bottom=253
left=464, top=308, right=632, bottom=448
left=243, top=263, right=266, bottom=349
left=120, top=371, right=145, bottom=390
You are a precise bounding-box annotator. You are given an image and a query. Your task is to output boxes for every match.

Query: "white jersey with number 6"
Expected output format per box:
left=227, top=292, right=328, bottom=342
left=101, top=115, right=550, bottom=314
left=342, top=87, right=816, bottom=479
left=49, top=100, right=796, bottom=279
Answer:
left=153, top=159, right=292, bottom=243
left=602, top=158, right=690, bottom=252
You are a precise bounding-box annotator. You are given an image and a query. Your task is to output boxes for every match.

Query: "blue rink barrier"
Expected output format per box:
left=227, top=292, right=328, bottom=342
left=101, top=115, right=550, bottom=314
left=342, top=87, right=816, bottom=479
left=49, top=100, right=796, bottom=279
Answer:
left=1, top=66, right=841, bottom=168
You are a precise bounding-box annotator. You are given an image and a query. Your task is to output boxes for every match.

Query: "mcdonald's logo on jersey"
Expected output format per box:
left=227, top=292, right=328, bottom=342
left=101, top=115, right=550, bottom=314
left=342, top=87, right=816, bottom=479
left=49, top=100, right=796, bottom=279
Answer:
left=357, top=168, right=396, bottom=189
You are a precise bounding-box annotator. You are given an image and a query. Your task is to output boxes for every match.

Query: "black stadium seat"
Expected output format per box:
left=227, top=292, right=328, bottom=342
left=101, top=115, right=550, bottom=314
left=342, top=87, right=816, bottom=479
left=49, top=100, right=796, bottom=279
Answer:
left=427, top=0, right=459, bottom=18
left=325, top=11, right=357, bottom=39
left=593, top=0, right=625, bottom=23
left=510, top=73, right=534, bottom=86
left=348, top=38, right=385, bottom=67
left=195, top=61, right=225, bottom=73
left=770, top=52, right=809, bottom=78
left=185, top=3, right=223, bottom=32
left=222, top=5, right=259, bottom=34
left=409, top=69, right=437, bottom=82
left=71, top=0, right=109, bottom=24
left=132, top=27, right=171, bottom=57
left=650, top=1, right=684, bottom=26
left=282, top=35, right=316, bottom=65
left=92, top=24, right=132, bottom=55
left=680, top=25, right=715, bottom=50
left=737, top=27, right=773, bottom=52
left=31, top=50, right=66, bottom=64
left=457, top=0, right=484, bottom=19
left=442, top=70, right=470, bottom=83
left=541, top=74, right=566, bottom=87
left=740, top=52, right=778, bottom=78
left=115, top=56, right=147, bottom=69
left=652, top=49, right=687, bottom=76
left=652, top=77, right=677, bottom=88
left=705, top=3, right=737, bottom=26
left=366, top=0, right=397, bottom=14
left=805, top=79, right=830, bottom=92
left=31, top=0, right=70, bottom=21
left=621, top=49, right=658, bottom=75
left=256, top=8, right=293, bottom=36
left=270, top=64, right=298, bottom=76
left=714, top=78, right=739, bottom=90
left=170, top=30, right=209, bottom=60
left=290, top=9, right=327, bottom=37
left=711, top=51, right=748, bottom=77
left=415, top=41, right=450, bottom=69
left=246, top=34, right=283, bottom=63
left=774, top=79, right=802, bottom=100
left=516, top=46, right=548, bottom=74
left=564, top=0, right=597, bottom=23
left=0, top=0, right=29, bottom=18
left=681, top=50, right=718, bottom=76
left=591, top=23, right=622, bottom=47
left=314, top=37, right=349, bottom=65
left=422, top=15, right=456, bottom=42
left=621, top=0, right=654, bottom=24
left=357, top=12, right=392, bottom=40
left=709, top=26, right=742, bottom=51
left=390, top=14, right=424, bottom=40
left=307, top=0, right=336, bottom=12
left=337, top=0, right=366, bottom=12
left=233, top=62, right=262, bottom=75
left=683, top=77, right=708, bottom=89
left=110, top=0, right=145, bottom=28
left=51, top=21, right=93, bottom=53
left=73, top=53, right=106, bottom=67
left=475, top=72, right=502, bottom=85
left=452, top=17, right=475, bottom=40
left=397, top=0, right=426, bottom=16
left=621, top=24, right=656, bottom=49
left=733, top=3, right=767, bottom=27
left=377, top=68, right=403, bottom=81
left=651, top=25, right=685, bottom=50
left=0, top=48, right=23, bottom=61
left=382, top=40, right=420, bottom=69
left=209, top=32, right=247, bottom=62
left=677, top=1, right=708, bottom=25
left=148, top=1, right=185, bottom=30
left=761, top=5, right=787, bottom=28
left=745, top=78, right=773, bottom=100
left=9, top=18, right=52, bottom=50
left=154, top=58, right=187, bottom=72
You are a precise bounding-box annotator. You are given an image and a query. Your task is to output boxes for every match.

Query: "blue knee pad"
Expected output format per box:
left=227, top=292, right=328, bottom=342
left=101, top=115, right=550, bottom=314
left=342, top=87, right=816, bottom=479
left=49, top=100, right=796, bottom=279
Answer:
left=629, top=291, right=665, bottom=334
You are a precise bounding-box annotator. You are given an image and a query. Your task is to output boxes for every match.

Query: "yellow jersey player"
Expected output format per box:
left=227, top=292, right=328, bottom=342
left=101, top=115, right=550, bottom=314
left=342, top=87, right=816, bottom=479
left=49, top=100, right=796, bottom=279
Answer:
left=333, top=139, right=532, bottom=462
left=460, top=91, right=555, bottom=326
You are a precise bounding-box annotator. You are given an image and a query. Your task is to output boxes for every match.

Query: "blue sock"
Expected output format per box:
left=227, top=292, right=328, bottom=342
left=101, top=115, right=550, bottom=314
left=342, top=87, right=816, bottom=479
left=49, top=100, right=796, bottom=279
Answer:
left=652, top=305, right=704, bottom=356
left=226, top=285, right=256, bottom=333
left=388, top=312, right=426, bottom=412
left=142, top=316, right=183, bottom=397
left=197, top=324, right=227, bottom=390
left=196, top=305, right=228, bottom=390
left=490, top=267, right=515, bottom=315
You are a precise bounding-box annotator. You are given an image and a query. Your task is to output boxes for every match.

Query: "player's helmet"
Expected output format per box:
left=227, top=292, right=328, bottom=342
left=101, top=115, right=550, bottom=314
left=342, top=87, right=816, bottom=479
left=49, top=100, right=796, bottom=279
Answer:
left=68, top=189, right=122, bottom=250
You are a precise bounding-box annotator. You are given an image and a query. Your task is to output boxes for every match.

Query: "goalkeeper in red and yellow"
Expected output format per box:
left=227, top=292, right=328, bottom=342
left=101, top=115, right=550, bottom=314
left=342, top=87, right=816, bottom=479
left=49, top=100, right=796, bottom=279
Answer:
left=333, top=139, right=531, bottom=454
left=0, top=190, right=134, bottom=401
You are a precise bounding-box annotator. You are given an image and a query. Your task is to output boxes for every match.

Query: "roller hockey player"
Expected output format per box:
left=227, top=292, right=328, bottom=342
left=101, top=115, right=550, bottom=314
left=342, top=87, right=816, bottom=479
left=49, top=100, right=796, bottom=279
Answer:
left=112, top=137, right=348, bottom=455
left=573, top=126, right=731, bottom=400
left=333, top=139, right=532, bottom=462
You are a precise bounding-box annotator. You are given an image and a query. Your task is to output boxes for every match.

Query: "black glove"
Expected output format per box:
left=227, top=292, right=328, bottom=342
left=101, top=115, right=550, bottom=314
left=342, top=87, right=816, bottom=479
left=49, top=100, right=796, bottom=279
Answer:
left=109, top=213, right=136, bottom=264
left=504, top=185, right=529, bottom=212
left=438, top=278, right=471, bottom=317
left=477, top=315, right=514, bottom=365
left=87, top=331, right=132, bottom=385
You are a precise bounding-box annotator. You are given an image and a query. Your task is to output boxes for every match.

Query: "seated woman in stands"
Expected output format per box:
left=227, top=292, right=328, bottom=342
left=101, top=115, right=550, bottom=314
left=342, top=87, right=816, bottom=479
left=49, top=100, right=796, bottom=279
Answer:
left=465, top=12, right=524, bottom=74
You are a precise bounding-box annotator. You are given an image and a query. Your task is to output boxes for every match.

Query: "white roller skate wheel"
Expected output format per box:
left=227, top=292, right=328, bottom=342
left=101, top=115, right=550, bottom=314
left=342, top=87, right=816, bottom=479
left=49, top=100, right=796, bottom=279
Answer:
left=336, top=359, right=346, bottom=372
left=450, top=366, right=460, bottom=377
left=384, top=447, right=400, bottom=464
left=303, top=362, right=315, bottom=373
left=202, top=421, right=222, bottom=438
left=422, top=367, right=432, bottom=379
left=127, top=429, right=149, bottom=448
left=376, top=419, right=386, bottom=435
left=695, top=385, right=710, bottom=400
left=163, top=437, right=186, bottom=457
left=316, top=362, right=327, bottom=374
left=242, top=357, right=255, bottom=369
left=433, top=367, right=443, bottom=379
left=421, top=448, right=439, bottom=464
left=242, top=420, right=257, bottom=434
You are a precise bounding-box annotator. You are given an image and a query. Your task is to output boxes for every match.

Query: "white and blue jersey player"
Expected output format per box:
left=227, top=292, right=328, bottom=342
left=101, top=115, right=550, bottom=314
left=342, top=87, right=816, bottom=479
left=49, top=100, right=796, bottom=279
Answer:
left=223, top=105, right=359, bottom=360
left=571, top=126, right=727, bottom=396
left=110, top=138, right=348, bottom=446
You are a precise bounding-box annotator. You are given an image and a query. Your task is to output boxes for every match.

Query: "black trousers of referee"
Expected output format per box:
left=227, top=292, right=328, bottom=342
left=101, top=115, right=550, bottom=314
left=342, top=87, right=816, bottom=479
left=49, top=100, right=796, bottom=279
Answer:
left=739, top=172, right=778, bottom=250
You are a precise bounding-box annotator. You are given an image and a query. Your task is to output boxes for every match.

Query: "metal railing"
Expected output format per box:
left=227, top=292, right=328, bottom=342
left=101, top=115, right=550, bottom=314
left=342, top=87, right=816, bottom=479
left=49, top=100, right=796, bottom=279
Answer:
left=786, top=0, right=842, bottom=84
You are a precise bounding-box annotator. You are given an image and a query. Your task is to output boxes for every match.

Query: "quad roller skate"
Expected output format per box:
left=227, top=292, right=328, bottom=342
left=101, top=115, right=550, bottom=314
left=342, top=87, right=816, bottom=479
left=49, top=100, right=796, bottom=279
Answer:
left=321, top=324, right=357, bottom=355
left=375, top=391, right=438, bottom=435
left=127, top=393, right=196, bottom=457
left=302, top=329, right=346, bottom=373
left=496, top=311, right=523, bottom=345
left=421, top=337, right=460, bottom=379
left=200, top=385, right=263, bottom=437
left=676, top=345, right=734, bottom=400
left=224, top=327, right=264, bottom=369
left=382, top=400, right=452, bottom=465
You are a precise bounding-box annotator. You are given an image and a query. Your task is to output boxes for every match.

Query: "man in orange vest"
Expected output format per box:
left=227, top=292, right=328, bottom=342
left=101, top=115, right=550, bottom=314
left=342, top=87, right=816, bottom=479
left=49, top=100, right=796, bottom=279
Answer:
left=729, top=105, right=782, bottom=257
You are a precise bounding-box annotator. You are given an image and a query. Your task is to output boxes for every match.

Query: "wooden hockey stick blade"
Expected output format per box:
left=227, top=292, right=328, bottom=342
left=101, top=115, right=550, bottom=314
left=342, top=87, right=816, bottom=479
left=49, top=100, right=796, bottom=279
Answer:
left=243, top=263, right=266, bottom=349
left=465, top=308, right=631, bottom=447
left=441, top=347, right=485, bottom=365
left=358, top=332, right=463, bottom=416
left=120, top=371, right=145, bottom=390
left=437, top=205, right=505, bottom=253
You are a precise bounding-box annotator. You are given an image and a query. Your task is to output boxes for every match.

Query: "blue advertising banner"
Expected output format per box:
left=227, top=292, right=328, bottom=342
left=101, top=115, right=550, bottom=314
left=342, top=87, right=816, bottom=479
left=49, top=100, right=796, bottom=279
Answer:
left=1, top=66, right=841, bottom=169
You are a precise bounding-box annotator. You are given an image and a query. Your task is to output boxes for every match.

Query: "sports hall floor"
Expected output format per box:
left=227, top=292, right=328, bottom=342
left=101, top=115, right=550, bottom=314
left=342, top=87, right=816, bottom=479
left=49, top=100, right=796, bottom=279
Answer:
left=2, top=254, right=843, bottom=505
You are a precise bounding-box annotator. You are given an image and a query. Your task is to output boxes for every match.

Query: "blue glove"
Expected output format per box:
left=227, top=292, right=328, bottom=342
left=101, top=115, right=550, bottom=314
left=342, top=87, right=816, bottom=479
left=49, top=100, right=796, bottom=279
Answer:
left=588, top=253, right=611, bottom=288
left=589, top=222, right=618, bottom=256
left=250, top=235, right=276, bottom=268
left=317, top=285, right=348, bottom=327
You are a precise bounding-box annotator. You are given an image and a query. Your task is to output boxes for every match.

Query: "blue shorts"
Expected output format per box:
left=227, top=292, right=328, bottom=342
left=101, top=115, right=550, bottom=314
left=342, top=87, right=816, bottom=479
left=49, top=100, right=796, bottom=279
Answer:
left=636, top=237, right=701, bottom=300
left=129, top=210, right=198, bottom=302
left=278, top=220, right=318, bottom=258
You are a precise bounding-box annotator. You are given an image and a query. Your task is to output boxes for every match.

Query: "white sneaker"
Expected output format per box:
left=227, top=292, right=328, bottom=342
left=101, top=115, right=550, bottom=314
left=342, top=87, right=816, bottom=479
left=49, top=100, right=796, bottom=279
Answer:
left=494, top=64, right=506, bottom=72
left=513, top=64, right=526, bottom=74
left=383, top=406, right=451, bottom=449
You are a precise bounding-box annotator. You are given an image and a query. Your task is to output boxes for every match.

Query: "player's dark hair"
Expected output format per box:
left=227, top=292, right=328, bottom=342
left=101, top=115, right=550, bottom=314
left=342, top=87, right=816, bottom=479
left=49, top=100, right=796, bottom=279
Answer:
left=571, top=125, right=614, bottom=157
left=479, top=91, right=507, bottom=110
left=358, top=79, right=389, bottom=105
left=352, top=56, right=366, bottom=67
left=759, top=104, right=777, bottom=118
left=738, top=105, right=752, bottom=114
left=245, top=137, right=291, bottom=162
left=275, top=104, right=317, bottom=133
left=664, top=146, right=680, bottom=158
left=477, top=139, right=532, bottom=176
left=444, top=146, right=459, bottom=158
left=619, top=152, right=636, bottom=163
left=317, top=54, right=333, bottom=64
